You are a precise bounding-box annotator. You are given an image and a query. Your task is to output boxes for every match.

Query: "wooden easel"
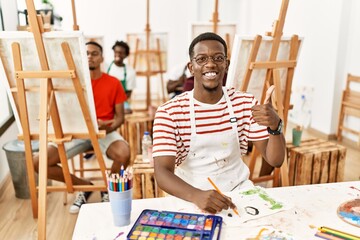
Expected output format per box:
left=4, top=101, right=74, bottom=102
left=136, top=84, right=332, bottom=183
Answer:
left=210, top=0, right=232, bottom=57
left=10, top=1, right=108, bottom=239
left=130, top=0, right=166, bottom=110
left=242, top=0, right=301, bottom=187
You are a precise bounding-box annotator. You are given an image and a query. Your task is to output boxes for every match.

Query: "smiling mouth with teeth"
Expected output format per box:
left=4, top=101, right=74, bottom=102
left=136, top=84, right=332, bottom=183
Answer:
left=204, top=72, right=217, bottom=77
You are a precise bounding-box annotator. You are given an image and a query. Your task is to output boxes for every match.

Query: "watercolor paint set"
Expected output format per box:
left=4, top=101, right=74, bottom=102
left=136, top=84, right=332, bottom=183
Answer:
left=127, top=209, right=223, bottom=240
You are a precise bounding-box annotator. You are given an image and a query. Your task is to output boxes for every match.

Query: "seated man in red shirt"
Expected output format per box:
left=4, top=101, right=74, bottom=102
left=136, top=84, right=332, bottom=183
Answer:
left=33, top=41, right=130, bottom=214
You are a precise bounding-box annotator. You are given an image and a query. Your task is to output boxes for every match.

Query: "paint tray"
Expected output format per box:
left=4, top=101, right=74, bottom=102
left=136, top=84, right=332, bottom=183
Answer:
left=127, top=209, right=223, bottom=240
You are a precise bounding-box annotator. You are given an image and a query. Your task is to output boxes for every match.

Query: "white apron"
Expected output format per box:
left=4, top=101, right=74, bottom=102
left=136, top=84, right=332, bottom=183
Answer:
left=175, top=87, right=253, bottom=191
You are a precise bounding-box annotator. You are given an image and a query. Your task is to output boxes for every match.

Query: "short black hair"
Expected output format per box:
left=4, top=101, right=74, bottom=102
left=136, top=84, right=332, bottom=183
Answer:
left=188, top=32, right=227, bottom=59
left=86, top=41, right=103, bottom=54
left=112, top=41, right=130, bottom=56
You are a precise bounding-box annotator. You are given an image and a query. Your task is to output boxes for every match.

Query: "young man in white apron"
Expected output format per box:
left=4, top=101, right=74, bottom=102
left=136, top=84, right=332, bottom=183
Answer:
left=152, top=32, right=285, bottom=214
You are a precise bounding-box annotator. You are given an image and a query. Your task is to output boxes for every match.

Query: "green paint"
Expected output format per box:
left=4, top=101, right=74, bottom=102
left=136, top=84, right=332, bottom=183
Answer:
left=241, top=187, right=283, bottom=210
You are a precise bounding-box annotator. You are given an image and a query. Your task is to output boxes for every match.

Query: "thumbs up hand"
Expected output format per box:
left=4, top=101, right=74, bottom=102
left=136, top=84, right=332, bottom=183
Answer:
left=251, top=85, right=281, bottom=130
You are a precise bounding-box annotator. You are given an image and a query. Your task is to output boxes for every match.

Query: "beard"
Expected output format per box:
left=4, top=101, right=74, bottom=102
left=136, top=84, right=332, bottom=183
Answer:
left=202, top=83, right=219, bottom=92
left=89, top=66, right=95, bottom=70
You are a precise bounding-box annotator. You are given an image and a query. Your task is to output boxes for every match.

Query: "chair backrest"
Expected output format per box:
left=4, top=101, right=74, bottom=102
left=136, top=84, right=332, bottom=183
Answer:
left=337, top=74, right=360, bottom=144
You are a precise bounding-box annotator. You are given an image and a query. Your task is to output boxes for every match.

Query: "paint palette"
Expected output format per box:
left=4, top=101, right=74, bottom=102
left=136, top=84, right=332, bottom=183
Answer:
left=127, top=209, right=223, bottom=240
left=337, top=198, right=360, bottom=227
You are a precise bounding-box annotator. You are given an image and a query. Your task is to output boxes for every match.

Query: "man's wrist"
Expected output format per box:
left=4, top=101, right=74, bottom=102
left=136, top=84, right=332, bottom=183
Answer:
left=267, top=119, right=283, bottom=135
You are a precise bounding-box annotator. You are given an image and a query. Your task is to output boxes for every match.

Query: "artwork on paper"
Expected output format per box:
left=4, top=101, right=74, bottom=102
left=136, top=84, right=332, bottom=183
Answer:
left=226, top=35, right=303, bottom=102
left=190, top=22, right=237, bottom=57
left=126, top=32, right=168, bottom=73
left=218, top=186, right=292, bottom=226
left=175, top=186, right=291, bottom=227
left=337, top=198, right=360, bottom=227
left=0, top=31, right=98, bottom=135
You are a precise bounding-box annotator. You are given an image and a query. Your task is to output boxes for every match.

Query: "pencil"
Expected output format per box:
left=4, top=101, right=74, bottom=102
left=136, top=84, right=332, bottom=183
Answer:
left=319, top=226, right=360, bottom=240
left=207, top=177, right=240, bottom=217
left=315, top=231, right=344, bottom=240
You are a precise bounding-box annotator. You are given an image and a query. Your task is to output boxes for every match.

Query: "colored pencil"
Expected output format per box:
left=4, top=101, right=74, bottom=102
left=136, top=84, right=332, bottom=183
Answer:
left=319, top=226, right=360, bottom=240
left=315, top=231, right=345, bottom=240
left=120, top=165, right=124, bottom=177
left=207, top=177, right=240, bottom=217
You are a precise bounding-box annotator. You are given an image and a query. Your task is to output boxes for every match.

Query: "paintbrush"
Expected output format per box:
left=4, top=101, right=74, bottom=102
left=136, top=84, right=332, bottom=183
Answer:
left=207, top=177, right=240, bottom=217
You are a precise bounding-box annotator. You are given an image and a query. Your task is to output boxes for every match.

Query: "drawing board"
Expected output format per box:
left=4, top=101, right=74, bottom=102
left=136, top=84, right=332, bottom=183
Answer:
left=0, top=31, right=98, bottom=135
left=226, top=35, right=303, bottom=101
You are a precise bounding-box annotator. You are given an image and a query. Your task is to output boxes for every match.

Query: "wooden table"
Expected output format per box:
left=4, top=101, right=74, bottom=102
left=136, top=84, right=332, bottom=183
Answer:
left=73, top=181, right=360, bottom=240
left=286, top=138, right=346, bottom=185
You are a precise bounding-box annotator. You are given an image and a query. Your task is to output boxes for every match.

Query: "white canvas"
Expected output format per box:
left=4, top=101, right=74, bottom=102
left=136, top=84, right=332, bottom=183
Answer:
left=226, top=35, right=303, bottom=102
left=0, top=31, right=98, bottom=135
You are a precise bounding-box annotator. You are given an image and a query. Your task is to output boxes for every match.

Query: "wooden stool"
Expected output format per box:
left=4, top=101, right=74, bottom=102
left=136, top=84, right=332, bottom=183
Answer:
left=124, top=112, right=154, bottom=163
left=132, top=155, right=164, bottom=199
left=286, top=138, right=346, bottom=185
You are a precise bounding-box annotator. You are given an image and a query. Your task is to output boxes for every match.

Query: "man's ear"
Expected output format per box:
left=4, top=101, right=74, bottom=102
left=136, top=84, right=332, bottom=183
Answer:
left=187, top=61, right=194, bottom=75
left=225, top=59, right=230, bottom=73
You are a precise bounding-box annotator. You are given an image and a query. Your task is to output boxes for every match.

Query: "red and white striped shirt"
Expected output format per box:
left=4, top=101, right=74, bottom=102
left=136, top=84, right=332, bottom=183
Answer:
left=152, top=88, right=269, bottom=166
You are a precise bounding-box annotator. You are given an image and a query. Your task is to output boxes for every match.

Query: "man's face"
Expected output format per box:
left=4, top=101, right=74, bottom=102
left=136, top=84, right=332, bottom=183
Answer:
left=113, top=46, right=127, bottom=64
left=188, top=40, right=229, bottom=92
left=86, top=44, right=103, bottom=70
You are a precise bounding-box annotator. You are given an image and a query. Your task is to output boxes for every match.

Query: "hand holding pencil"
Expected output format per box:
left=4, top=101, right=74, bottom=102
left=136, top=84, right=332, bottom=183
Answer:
left=195, top=178, right=239, bottom=215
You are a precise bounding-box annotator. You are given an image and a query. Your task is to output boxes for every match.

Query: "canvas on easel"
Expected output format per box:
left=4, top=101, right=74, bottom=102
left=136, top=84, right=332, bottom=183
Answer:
left=226, top=35, right=303, bottom=102
left=0, top=30, right=108, bottom=240
left=126, top=31, right=168, bottom=109
left=0, top=31, right=98, bottom=135
left=225, top=0, right=302, bottom=187
left=127, top=32, right=168, bottom=74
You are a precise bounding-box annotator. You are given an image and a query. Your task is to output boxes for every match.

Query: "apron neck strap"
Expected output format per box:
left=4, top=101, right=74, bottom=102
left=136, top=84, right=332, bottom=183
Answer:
left=189, top=87, right=237, bottom=134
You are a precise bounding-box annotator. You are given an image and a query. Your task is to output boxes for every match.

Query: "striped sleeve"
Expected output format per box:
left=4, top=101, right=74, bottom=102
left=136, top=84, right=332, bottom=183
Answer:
left=152, top=104, right=178, bottom=157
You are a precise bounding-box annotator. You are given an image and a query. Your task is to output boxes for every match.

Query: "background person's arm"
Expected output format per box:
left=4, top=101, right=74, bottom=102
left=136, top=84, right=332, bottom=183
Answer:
left=166, top=75, right=186, bottom=93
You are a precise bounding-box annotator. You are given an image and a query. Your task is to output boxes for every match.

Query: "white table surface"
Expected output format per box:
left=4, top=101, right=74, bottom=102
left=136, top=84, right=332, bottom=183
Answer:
left=72, top=181, right=360, bottom=240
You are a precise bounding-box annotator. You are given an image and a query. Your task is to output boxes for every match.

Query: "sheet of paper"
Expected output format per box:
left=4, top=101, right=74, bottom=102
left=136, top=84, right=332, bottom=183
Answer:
left=173, top=186, right=292, bottom=227
left=218, top=186, right=293, bottom=226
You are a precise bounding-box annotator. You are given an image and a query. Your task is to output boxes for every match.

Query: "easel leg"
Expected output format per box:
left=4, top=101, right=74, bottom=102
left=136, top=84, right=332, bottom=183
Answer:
left=12, top=42, right=39, bottom=218
left=38, top=78, right=50, bottom=240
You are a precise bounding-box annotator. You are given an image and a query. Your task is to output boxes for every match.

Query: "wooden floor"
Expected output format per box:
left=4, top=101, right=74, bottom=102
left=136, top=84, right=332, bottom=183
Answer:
left=0, top=124, right=359, bottom=240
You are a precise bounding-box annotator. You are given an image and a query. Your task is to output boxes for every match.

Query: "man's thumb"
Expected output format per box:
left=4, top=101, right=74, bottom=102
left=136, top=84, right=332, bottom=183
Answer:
left=264, top=85, right=275, bottom=104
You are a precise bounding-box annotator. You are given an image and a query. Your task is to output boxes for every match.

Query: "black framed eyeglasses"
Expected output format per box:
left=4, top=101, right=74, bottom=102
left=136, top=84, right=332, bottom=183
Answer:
left=192, top=54, right=227, bottom=66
